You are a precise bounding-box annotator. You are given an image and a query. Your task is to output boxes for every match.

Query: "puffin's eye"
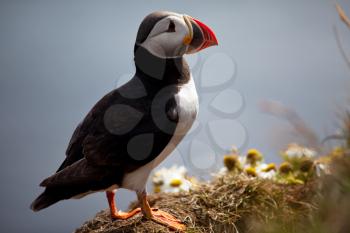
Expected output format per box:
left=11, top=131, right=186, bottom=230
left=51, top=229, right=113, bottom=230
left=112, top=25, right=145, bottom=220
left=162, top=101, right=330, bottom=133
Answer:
left=167, top=20, right=176, bottom=32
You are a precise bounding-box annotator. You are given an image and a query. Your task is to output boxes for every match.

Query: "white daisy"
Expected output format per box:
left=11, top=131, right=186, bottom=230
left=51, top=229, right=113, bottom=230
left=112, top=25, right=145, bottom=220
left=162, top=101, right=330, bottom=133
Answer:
left=256, top=163, right=277, bottom=179
left=284, top=144, right=317, bottom=158
left=152, top=165, right=192, bottom=193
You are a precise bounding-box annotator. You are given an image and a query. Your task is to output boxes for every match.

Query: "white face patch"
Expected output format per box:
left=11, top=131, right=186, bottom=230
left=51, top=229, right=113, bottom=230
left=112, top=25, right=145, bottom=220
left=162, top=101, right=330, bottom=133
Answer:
left=140, top=14, right=190, bottom=58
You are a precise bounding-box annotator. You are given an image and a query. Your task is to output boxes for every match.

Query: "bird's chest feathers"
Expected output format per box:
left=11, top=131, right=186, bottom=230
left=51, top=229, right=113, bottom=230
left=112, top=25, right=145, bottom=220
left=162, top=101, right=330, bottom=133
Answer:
left=173, top=78, right=198, bottom=136
left=121, top=78, right=198, bottom=192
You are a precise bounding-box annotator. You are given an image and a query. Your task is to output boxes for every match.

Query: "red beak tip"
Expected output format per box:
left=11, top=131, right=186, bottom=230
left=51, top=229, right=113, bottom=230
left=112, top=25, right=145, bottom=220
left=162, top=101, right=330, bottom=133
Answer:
left=192, top=18, right=218, bottom=50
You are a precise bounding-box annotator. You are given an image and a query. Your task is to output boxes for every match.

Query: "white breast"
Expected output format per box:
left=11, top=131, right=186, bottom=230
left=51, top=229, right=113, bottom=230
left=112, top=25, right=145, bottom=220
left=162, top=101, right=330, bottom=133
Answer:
left=173, top=77, right=199, bottom=137
left=122, top=75, right=198, bottom=192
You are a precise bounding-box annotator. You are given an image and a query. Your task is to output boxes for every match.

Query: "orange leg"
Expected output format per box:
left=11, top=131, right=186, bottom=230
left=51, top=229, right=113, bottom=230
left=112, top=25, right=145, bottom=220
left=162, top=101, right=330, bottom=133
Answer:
left=137, top=190, right=186, bottom=232
left=106, top=190, right=141, bottom=220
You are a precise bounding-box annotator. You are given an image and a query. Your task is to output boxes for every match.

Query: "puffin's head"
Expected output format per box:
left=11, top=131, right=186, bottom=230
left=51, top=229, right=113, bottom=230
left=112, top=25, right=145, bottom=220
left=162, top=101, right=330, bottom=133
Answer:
left=135, top=11, right=218, bottom=58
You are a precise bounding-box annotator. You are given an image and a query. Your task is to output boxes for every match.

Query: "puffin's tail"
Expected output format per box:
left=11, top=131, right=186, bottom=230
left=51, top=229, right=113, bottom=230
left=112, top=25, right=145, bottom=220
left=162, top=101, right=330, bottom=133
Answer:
left=30, top=159, right=116, bottom=212
left=30, top=189, right=61, bottom=212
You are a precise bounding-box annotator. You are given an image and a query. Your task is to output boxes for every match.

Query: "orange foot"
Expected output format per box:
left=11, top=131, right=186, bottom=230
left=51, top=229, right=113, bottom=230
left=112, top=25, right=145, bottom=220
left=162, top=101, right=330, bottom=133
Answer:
left=148, top=208, right=186, bottom=232
left=111, top=208, right=141, bottom=220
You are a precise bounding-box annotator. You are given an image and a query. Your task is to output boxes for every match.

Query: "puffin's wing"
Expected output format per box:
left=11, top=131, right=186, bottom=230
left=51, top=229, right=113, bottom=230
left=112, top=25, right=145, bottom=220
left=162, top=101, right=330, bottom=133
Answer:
left=56, top=76, right=149, bottom=172
left=56, top=89, right=116, bottom=172
left=57, top=75, right=177, bottom=171
left=56, top=122, right=84, bottom=172
left=41, top=159, right=117, bottom=188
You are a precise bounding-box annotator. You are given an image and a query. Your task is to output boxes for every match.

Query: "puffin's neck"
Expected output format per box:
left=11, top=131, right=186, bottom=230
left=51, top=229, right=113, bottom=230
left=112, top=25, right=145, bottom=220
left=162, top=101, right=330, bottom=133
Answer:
left=134, top=44, right=190, bottom=87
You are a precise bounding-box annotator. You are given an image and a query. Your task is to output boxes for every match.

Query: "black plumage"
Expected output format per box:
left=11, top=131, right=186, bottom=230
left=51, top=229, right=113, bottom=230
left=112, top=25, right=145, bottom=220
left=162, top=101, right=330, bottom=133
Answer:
left=31, top=43, right=190, bottom=211
left=30, top=13, right=218, bottom=225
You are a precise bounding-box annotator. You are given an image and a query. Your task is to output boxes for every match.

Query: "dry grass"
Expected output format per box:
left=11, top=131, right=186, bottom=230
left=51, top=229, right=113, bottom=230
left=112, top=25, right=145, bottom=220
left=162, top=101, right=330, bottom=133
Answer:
left=75, top=173, right=318, bottom=233
left=336, top=3, right=350, bottom=29
left=75, top=111, right=350, bottom=233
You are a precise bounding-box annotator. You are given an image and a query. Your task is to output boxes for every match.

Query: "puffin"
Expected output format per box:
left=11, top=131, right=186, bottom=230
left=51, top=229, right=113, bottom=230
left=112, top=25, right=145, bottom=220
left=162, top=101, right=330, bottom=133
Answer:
left=31, top=11, right=218, bottom=231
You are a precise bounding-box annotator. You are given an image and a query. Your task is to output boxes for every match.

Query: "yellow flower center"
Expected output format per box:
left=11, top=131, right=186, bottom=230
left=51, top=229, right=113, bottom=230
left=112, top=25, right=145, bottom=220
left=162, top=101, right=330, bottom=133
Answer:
left=153, top=186, right=161, bottom=193
left=246, top=149, right=263, bottom=165
left=152, top=179, right=164, bottom=186
left=262, top=163, right=277, bottom=172
left=170, top=178, right=182, bottom=187
left=223, top=155, right=239, bottom=171
left=279, top=162, right=292, bottom=174
left=300, top=159, right=314, bottom=172
left=245, top=167, right=257, bottom=177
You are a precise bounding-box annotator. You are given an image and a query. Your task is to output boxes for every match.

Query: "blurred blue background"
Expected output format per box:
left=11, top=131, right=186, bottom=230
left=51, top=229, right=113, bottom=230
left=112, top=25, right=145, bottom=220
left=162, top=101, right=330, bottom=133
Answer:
left=0, top=0, right=349, bottom=232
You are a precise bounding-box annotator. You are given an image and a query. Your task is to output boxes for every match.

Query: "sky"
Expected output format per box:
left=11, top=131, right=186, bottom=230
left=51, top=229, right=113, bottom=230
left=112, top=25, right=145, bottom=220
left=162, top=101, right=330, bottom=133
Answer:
left=0, top=0, right=350, bottom=232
